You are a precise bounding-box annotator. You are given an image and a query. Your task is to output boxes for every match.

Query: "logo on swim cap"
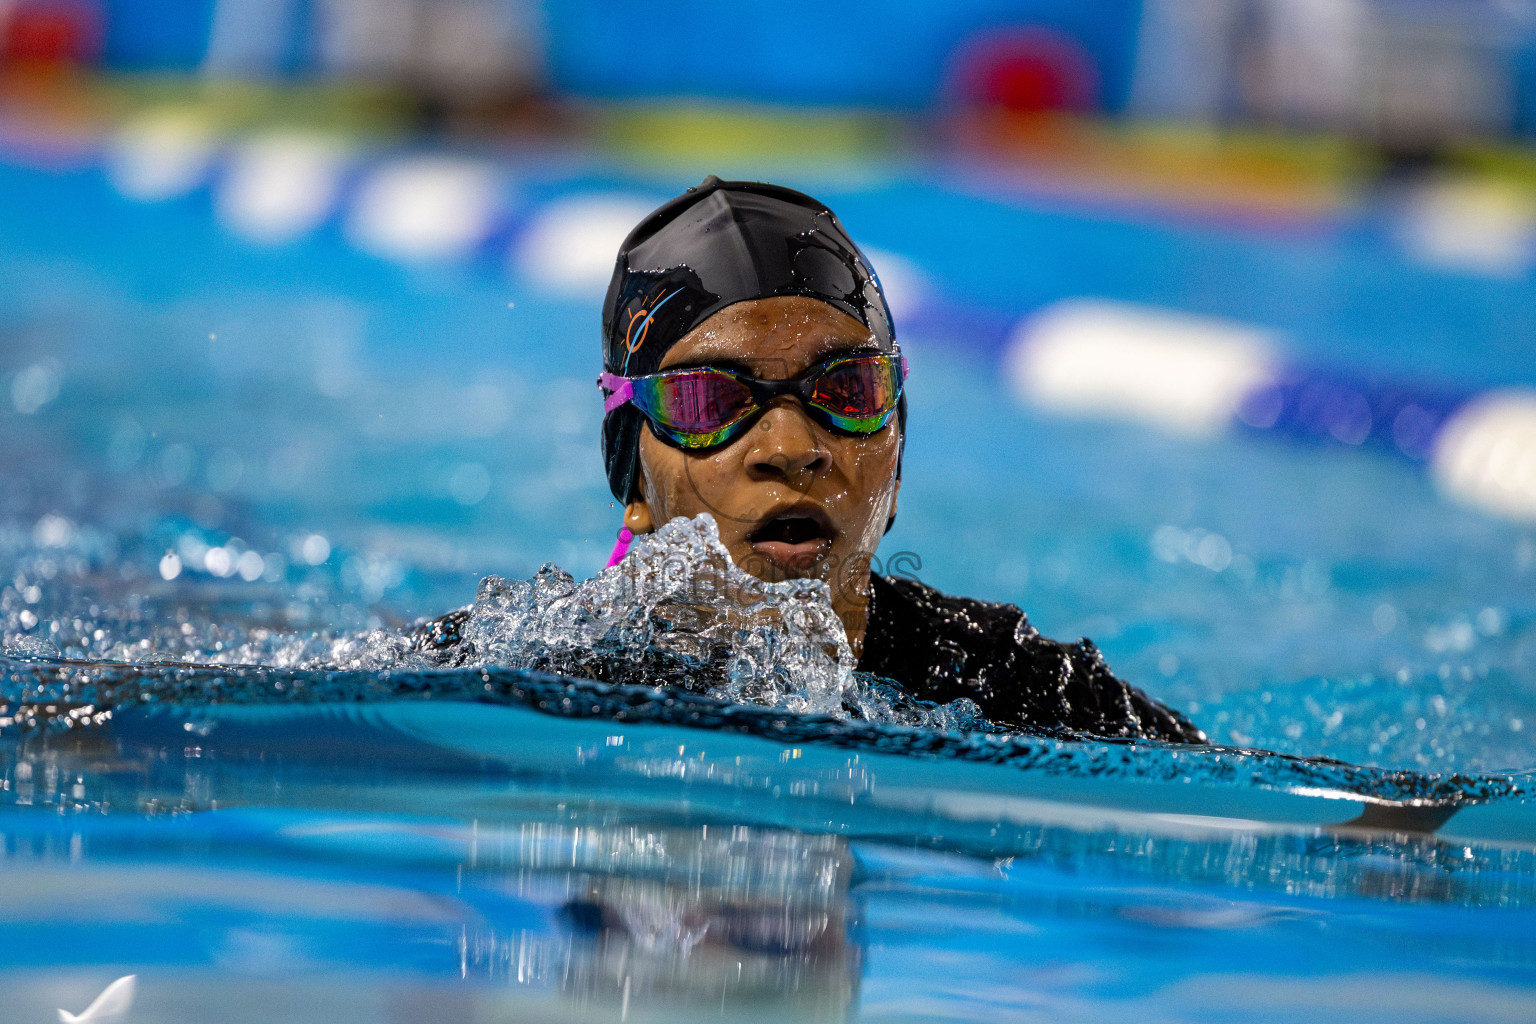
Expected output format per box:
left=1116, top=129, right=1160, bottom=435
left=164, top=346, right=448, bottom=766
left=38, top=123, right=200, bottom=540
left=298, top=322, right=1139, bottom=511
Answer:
left=622, top=286, right=686, bottom=374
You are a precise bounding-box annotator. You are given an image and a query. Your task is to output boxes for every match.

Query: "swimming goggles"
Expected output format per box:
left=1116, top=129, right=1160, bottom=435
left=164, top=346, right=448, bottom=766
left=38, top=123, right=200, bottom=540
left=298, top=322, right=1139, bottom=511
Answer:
left=599, top=351, right=905, bottom=451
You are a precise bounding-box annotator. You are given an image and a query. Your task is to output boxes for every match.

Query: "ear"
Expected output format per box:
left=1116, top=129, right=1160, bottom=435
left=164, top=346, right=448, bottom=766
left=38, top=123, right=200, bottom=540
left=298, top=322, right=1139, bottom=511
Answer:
left=624, top=499, right=656, bottom=534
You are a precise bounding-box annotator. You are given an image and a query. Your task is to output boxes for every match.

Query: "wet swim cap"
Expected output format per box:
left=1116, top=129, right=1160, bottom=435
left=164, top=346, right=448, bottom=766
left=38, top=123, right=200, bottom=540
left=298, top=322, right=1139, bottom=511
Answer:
left=601, top=176, right=903, bottom=505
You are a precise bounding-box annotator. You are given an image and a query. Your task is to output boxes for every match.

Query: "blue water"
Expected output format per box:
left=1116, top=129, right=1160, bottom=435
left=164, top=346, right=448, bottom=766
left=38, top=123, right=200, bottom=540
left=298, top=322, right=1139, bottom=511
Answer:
left=3, top=144, right=1536, bottom=1021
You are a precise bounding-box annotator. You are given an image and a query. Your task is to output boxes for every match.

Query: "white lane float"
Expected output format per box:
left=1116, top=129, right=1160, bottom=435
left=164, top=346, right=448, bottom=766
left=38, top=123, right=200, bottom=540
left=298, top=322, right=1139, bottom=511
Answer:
left=105, top=111, right=217, bottom=201
left=1400, top=174, right=1536, bottom=280
left=344, top=155, right=505, bottom=262
left=1432, top=390, right=1536, bottom=522
left=215, top=131, right=352, bottom=244
left=1006, top=298, right=1279, bottom=436
left=509, top=193, right=660, bottom=296
left=860, top=246, right=930, bottom=323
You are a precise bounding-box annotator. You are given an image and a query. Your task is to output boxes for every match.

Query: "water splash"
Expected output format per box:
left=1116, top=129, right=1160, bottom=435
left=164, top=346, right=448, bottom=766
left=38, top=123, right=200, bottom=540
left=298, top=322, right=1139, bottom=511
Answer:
left=445, top=515, right=987, bottom=729
left=0, top=514, right=985, bottom=731
left=451, top=514, right=857, bottom=717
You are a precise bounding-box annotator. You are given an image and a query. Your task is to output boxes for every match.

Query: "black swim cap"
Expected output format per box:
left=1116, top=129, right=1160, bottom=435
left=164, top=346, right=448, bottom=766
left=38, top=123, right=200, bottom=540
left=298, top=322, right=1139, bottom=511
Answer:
left=600, top=176, right=903, bottom=505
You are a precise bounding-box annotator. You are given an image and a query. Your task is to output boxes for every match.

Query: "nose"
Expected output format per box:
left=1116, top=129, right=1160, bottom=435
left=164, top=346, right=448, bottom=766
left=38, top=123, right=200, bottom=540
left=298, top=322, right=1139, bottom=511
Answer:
left=744, top=400, right=827, bottom=483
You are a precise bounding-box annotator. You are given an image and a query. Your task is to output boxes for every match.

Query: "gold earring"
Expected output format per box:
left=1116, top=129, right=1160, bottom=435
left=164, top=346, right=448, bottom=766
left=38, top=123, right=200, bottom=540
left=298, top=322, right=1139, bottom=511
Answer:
left=624, top=501, right=655, bottom=534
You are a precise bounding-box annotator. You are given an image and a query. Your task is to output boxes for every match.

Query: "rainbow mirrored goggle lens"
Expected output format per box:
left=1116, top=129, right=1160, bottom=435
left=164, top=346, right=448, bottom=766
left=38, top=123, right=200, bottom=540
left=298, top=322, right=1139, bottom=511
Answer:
left=600, top=353, right=905, bottom=451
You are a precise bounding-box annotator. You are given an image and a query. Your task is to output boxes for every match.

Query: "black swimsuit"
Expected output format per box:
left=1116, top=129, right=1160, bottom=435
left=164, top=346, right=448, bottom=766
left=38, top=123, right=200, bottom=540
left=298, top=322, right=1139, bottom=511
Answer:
left=415, top=575, right=1204, bottom=744
left=858, top=575, right=1204, bottom=743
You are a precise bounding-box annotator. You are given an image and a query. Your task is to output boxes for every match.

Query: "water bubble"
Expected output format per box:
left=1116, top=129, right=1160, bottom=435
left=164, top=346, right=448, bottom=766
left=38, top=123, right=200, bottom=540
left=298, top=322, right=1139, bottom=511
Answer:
left=300, top=534, right=331, bottom=565
left=1151, top=524, right=1233, bottom=573
left=1424, top=619, right=1476, bottom=654
left=237, top=551, right=265, bottom=582
left=32, top=514, right=74, bottom=548
left=206, top=449, right=245, bottom=492
left=448, top=462, right=492, bottom=506
left=341, top=553, right=404, bottom=604
left=1195, top=532, right=1232, bottom=572
left=1392, top=403, right=1440, bottom=459
left=10, top=361, right=61, bottom=414
left=261, top=552, right=287, bottom=583
left=1150, top=525, right=1184, bottom=563
left=1324, top=389, right=1372, bottom=446
left=158, top=443, right=196, bottom=488
left=204, top=546, right=233, bottom=577
left=107, top=417, right=148, bottom=472
left=177, top=533, right=210, bottom=569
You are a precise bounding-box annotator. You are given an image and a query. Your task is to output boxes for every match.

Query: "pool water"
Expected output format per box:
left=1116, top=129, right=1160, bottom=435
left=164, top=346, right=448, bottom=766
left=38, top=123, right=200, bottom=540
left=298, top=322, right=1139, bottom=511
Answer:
left=2, top=145, right=1536, bottom=1022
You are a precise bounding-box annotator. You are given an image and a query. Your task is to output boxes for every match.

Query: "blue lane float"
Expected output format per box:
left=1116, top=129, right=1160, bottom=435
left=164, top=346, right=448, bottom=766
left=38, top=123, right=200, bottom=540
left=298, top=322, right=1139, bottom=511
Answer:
left=1006, top=298, right=1536, bottom=522
left=77, top=116, right=1536, bottom=525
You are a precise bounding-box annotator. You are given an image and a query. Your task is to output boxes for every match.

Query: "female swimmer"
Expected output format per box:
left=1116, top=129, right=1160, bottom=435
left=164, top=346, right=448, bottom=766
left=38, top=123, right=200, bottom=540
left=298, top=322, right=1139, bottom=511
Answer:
left=427, top=176, right=1203, bottom=743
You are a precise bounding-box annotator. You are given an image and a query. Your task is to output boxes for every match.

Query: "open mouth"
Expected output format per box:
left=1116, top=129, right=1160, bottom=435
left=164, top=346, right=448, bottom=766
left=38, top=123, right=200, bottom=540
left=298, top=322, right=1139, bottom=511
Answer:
left=746, top=507, right=835, bottom=571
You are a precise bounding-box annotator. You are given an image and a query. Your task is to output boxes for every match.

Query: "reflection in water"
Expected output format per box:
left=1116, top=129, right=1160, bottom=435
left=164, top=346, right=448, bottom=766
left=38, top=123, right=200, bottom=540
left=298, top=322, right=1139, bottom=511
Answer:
left=454, top=825, right=857, bottom=1020
left=0, top=738, right=865, bottom=1021
left=359, top=822, right=866, bottom=1019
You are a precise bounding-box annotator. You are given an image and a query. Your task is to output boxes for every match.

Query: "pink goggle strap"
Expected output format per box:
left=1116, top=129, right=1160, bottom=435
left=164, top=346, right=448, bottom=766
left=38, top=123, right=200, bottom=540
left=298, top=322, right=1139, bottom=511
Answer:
left=598, top=372, right=634, bottom=413
left=604, top=526, right=635, bottom=568
left=599, top=373, right=637, bottom=567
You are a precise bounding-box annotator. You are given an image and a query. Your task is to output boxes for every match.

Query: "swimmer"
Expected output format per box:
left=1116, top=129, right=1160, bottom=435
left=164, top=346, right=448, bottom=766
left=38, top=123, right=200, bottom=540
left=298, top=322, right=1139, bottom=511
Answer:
left=425, top=176, right=1203, bottom=743
left=602, top=177, right=1205, bottom=742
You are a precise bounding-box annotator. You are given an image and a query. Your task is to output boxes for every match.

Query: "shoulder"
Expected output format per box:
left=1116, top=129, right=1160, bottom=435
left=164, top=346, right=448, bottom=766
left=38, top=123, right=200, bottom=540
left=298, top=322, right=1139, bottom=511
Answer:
left=863, top=575, right=1204, bottom=743
left=868, top=574, right=1039, bottom=645
left=860, top=574, right=1040, bottom=703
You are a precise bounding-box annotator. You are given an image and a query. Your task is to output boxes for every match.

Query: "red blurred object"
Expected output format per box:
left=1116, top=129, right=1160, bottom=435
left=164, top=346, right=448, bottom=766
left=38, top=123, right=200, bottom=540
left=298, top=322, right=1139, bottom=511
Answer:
left=2, top=0, right=103, bottom=67
left=950, top=27, right=1097, bottom=114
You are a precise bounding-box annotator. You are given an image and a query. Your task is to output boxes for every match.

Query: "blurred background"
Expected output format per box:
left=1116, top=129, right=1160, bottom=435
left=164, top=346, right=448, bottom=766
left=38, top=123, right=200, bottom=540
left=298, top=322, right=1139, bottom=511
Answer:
left=2, top=0, right=1535, bottom=769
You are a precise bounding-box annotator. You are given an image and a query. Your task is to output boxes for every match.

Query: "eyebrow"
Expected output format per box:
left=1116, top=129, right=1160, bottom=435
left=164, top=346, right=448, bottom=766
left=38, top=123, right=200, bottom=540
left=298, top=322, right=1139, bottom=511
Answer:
left=661, top=355, right=757, bottom=374
left=659, top=345, right=885, bottom=378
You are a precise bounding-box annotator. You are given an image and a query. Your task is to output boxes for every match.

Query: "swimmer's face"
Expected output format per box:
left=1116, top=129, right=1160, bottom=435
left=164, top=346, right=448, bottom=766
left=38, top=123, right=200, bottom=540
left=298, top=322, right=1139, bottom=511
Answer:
left=627, top=296, right=900, bottom=647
